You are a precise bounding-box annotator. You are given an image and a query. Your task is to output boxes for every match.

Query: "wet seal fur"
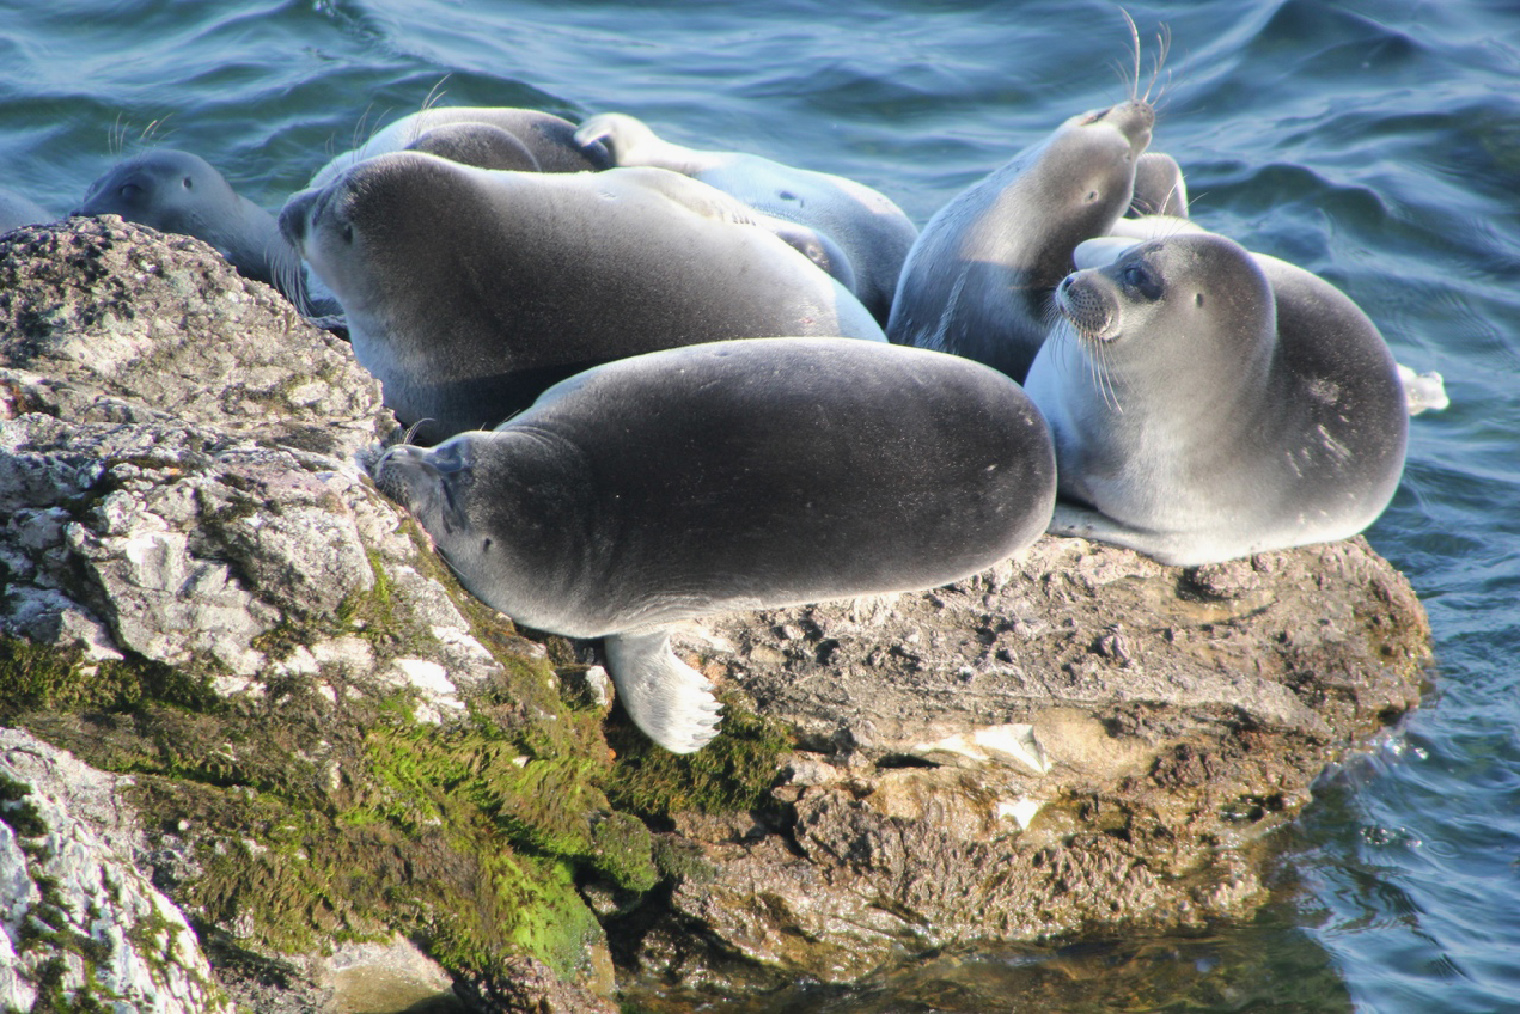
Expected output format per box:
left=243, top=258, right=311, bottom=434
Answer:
left=1023, top=231, right=1408, bottom=566
left=887, top=98, right=1155, bottom=383
left=75, top=149, right=322, bottom=313
left=280, top=151, right=885, bottom=443
left=373, top=337, right=1057, bottom=752
left=574, top=112, right=918, bottom=325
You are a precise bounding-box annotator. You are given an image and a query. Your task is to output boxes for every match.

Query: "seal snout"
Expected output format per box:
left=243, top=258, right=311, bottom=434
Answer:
left=372, top=442, right=435, bottom=507
left=1106, top=99, right=1155, bottom=157
left=1056, top=271, right=1117, bottom=341
left=278, top=188, right=319, bottom=248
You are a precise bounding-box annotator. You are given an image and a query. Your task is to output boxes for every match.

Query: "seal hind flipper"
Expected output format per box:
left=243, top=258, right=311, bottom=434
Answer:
left=604, top=628, right=724, bottom=754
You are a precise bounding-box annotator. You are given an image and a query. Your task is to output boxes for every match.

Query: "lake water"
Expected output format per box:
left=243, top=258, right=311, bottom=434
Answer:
left=3, top=1, right=1517, bottom=1010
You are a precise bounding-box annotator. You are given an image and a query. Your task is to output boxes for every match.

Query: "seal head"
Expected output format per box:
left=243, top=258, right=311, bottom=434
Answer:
left=888, top=98, right=1154, bottom=383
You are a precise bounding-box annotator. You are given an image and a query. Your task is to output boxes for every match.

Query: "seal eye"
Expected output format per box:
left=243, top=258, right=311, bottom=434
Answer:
left=181, top=176, right=193, bottom=189
left=1120, top=262, right=1164, bottom=301
left=117, top=183, right=141, bottom=201
left=1085, top=189, right=1100, bottom=203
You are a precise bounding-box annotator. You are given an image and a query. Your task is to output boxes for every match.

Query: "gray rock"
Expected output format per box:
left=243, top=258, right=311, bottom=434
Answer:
left=0, top=727, right=231, bottom=1013
left=622, top=535, right=1431, bottom=986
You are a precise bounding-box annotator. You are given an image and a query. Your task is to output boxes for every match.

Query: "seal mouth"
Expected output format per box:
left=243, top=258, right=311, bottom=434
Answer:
left=1054, top=273, right=1117, bottom=341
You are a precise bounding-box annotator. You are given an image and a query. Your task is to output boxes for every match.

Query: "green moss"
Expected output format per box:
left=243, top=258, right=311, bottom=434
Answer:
left=0, top=772, right=47, bottom=840
left=0, top=637, right=219, bottom=719
left=1, top=514, right=792, bottom=997
left=602, top=697, right=793, bottom=819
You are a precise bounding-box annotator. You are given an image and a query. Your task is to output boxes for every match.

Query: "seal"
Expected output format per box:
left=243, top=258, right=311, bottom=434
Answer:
left=401, top=122, right=544, bottom=172
left=574, top=112, right=918, bottom=325
left=1023, top=231, right=1407, bottom=566
left=307, top=106, right=610, bottom=189
left=1128, top=151, right=1188, bottom=217
left=887, top=98, right=1155, bottom=383
left=0, top=187, right=53, bottom=234
left=75, top=149, right=323, bottom=314
left=372, top=337, right=1057, bottom=752
left=279, top=151, right=886, bottom=443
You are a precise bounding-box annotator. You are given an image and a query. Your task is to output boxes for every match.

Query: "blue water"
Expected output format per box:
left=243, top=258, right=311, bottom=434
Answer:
left=4, top=1, right=1518, bottom=1010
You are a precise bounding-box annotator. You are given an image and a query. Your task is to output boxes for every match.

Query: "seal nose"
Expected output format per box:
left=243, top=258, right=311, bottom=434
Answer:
left=1110, top=99, right=1155, bottom=156
left=278, top=189, right=316, bottom=248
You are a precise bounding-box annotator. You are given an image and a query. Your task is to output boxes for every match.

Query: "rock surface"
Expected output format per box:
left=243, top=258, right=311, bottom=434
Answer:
left=0, top=727, right=231, bottom=1013
left=0, top=220, right=1432, bottom=1011
left=624, top=535, right=1428, bottom=984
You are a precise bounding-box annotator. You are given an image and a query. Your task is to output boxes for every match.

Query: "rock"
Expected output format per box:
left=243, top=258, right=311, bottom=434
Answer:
left=0, top=218, right=1432, bottom=1008
left=0, top=216, right=391, bottom=458
left=0, top=221, right=624, bottom=1013
left=622, top=536, right=1430, bottom=985
left=0, top=727, right=231, bottom=1013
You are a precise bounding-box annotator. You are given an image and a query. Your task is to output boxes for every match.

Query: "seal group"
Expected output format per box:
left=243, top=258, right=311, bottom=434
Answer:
left=47, top=18, right=1439, bottom=752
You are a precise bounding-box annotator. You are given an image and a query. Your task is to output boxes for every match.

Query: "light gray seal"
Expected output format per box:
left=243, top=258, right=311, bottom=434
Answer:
left=401, top=122, right=544, bottom=172
left=0, top=187, right=54, bottom=234
left=574, top=112, right=918, bottom=325
left=1023, top=231, right=1407, bottom=566
left=887, top=98, right=1154, bottom=383
left=373, top=337, right=1057, bottom=752
left=1128, top=151, right=1188, bottom=218
left=307, top=106, right=610, bottom=190
left=279, top=151, right=886, bottom=444
left=75, top=149, right=323, bottom=314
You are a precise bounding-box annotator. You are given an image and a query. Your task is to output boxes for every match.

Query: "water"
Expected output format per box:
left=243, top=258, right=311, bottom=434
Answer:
left=3, top=0, right=1517, bottom=1010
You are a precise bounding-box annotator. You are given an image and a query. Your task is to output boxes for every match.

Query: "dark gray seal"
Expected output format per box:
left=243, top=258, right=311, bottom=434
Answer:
left=0, top=187, right=54, bottom=234
left=574, top=112, right=918, bottom=325
left=373, top=337, right=1057, bottom=752
left=74, top=149, right=322, bottom=314
left=308, top=106, right=609, bottom=189
left=1023, top=231, right=1408, bottom=565
left=279, top=152, right=886, bottom=443
left=887, top=98, right=1155, bottom=383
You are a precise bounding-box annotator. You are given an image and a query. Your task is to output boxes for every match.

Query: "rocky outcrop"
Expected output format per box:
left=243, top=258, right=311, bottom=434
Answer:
left=0, top=727, right=230, bottom=1013
left=0, top=219, right=1432, bottom=1010
left=624, top=535, right=1428, bottom=984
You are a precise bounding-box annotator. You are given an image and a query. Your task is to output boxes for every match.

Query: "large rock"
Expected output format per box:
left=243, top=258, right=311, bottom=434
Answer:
left=0, top=727, right=231, bottom=1013
left=625, top=535, right=1429, bottom=983
left=0, top=219, right=1432, bottom=1008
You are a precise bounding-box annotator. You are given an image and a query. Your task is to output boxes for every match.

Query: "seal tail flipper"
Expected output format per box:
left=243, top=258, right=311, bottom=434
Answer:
left=604, top=628, right=724, bottom=754
left=1397, top=363, right=1449, bottom=416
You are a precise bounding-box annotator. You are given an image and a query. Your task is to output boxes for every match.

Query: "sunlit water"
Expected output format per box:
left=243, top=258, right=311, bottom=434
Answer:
left=3, top=1, right=1517, bottom=1010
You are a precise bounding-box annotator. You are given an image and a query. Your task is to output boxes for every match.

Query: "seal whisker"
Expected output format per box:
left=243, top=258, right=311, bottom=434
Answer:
left=1145, top=23, right=1172, bottom=103
left=420, top=75, right=451, bottom=114
left=1121, top=7, right=1141, bottom=103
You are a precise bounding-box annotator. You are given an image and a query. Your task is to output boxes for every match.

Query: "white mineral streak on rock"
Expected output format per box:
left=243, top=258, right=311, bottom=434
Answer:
left=914, top=724, right=1051, bottom=773
left=996, top=797, right=1045, bottom=830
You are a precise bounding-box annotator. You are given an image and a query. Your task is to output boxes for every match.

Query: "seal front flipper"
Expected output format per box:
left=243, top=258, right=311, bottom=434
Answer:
left=604, top=627, right=724, bottom=754
left=1047, top=504, right=1234, bottom=568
